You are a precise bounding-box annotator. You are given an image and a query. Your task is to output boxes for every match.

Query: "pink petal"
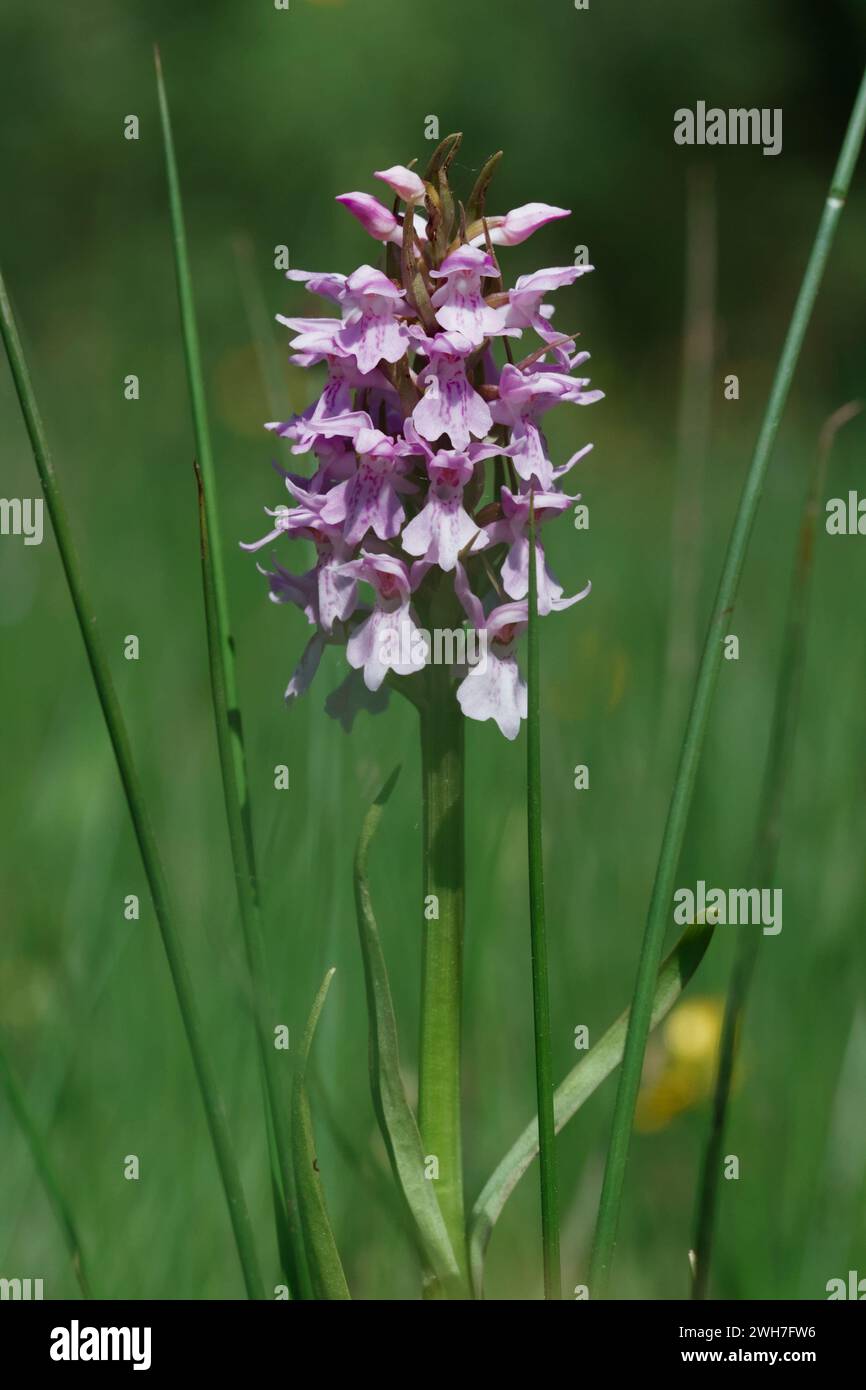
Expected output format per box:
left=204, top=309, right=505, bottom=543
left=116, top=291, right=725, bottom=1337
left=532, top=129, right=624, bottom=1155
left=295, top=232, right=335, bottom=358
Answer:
left=336, top=193, right=399, bottom=241
left=374, top=165, right=426, bottom=201
left=457, top=654, right=527, bottom=740
left=490, top=203, right=571, bottom=247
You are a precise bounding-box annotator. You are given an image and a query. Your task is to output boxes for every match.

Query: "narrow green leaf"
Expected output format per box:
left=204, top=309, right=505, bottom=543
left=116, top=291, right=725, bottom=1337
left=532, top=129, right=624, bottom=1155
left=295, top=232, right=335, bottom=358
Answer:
left=292, top=970, right=351, bottom=1301
left=691, top=401, right=862, bottom=1299
left=0, top=258, right=265, bottom=1303
left=0, top=1041, right=92, bottom=1298
left=158, top=47, right=309, bottom=1300
left=469, top=919, right=714, bottom=1298
left=193, top=458, right=307, bottom=1298
left=354, top=770, right=468, bottom=1298
left=589, top=63, right=866, bottom=1297
left=311, top=1073, right=411, bottom=1239
left=526, top=496, right=561, bottom=1299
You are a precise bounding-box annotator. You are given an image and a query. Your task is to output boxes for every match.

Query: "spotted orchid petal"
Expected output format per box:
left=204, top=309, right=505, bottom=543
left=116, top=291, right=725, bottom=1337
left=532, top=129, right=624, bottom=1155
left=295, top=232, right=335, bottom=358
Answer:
left=245, top=159, right=602, bottom=733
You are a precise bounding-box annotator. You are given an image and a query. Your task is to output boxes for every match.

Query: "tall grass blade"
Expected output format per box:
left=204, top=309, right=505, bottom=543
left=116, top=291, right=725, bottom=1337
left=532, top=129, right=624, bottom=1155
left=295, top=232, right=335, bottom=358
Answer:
left=311, top=1073, right=411, bottom=1239
left=0, top=267, right=265, bottom=1301
left=526, top=497, right=561, bottom=1299
left=589, top=66, right=866, bottom=1297
left=292, top=969, right=351, bottom=1299
left=354, top=769, right=468, bottom=1298
left=690, top=401, right=862, bottom=1298
left=0, top=1040, right=92, bottom=1298
left=193, top=463, right=308, bottom=1297
left=469, top=919, right=714, bottom=1298
left=156, top=46, right=309, bottom=1297
left=153, top=45, right=259, bottom=901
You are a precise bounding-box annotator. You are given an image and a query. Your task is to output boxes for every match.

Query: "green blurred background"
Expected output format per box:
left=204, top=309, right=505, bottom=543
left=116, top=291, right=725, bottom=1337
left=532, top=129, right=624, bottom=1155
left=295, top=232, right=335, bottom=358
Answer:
left=2, top=0, right=865, bottom=1300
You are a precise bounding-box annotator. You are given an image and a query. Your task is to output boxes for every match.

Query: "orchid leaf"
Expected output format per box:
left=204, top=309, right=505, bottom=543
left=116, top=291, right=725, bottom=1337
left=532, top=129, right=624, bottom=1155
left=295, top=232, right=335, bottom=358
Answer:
left=468, top=918, right=715, bottom=1297
left=292, top=968, right=351, bottom=1300
left=354, top=769, right=468, bottom=1298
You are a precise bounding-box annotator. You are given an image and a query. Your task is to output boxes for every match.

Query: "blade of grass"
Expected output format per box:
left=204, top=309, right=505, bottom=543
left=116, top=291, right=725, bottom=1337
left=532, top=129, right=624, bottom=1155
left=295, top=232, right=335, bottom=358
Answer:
left=194, top=459, right=309, bottom=1298
left=354, top=769, right=468, bottom=1299
left=589, top=66, right=866, bottom=1298
left=469, top=919, right=714, bottom=1298
left=691, top=401, right=862, bottom=1299
left=153, top=46, right=260, bottom=899
left=0, top=1040, right=92, bottom=1298
left=311, top=1071, right=412, bottom=1241
left=526, top=496, right=561, bottom=1299
left=0, top=269, right=265, bottom=1302
left=154, top=43, right=258, bottom=892
left=156, top=45, right=309, bottom=1298
left=292, top=969, right=351, bottom=1300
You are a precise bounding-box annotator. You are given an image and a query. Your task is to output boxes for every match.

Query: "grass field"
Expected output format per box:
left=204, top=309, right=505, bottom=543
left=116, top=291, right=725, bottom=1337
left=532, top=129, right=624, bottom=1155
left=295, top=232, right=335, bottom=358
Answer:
left=2, top=0, right=865, bottom=1301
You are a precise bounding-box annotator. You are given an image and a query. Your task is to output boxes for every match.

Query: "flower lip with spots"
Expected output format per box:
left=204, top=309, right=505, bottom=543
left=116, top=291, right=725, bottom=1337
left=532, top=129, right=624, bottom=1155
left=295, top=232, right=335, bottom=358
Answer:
left=429, top=245, right=515, bottom=347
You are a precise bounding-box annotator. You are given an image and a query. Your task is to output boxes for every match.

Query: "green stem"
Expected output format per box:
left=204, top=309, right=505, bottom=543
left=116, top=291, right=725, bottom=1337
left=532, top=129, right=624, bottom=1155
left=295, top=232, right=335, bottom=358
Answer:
left=691, top=402, right=860, bottom=1298
left=194, top=468, right=309, bottom=1298
left=154, top=50, right=261, bottom=949
left=154, top=45, right=256, bottom=876
left=589, top=64, right=866, bottom=1299
left=418, top=664, right=467, bottom=1283
left=155, top=49, right=309, bottom=1298
left=527, top=499, right=561, bottom=1299
left=0, top=269, right=265, bottom=1302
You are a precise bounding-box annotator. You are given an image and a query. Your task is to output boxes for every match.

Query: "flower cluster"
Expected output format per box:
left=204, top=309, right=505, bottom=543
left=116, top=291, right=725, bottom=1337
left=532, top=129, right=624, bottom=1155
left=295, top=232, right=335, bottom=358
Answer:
left=243, top=139, right=602, bottom=739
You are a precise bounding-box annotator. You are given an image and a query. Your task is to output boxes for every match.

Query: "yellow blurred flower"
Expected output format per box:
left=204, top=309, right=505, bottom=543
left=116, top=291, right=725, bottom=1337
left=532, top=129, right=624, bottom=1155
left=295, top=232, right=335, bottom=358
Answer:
left=635, top=996, right=732, bottom=1133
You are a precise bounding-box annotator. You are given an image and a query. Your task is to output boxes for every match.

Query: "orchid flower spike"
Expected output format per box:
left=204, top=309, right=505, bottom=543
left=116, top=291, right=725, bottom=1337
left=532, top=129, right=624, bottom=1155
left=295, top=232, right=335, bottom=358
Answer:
left=244, top=148, right=602, bottom=738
